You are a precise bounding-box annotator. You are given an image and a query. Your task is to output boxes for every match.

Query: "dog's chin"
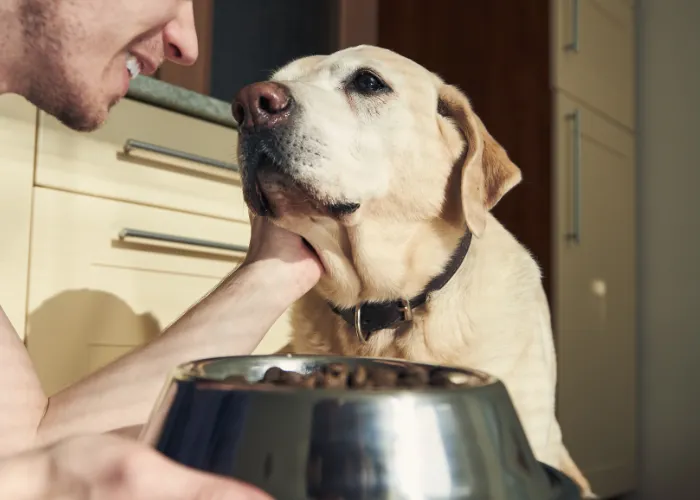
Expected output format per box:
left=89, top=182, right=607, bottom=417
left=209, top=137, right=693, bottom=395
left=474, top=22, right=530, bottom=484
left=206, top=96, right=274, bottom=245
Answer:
left=247, top=170, right=360, bottom=221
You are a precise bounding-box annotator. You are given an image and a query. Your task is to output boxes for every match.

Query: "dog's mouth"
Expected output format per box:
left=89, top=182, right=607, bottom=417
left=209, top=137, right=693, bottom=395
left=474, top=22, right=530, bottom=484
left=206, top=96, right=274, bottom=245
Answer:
left=249, top=162, right=273, bottom=217
left=243, top=151, right=360, bottom=220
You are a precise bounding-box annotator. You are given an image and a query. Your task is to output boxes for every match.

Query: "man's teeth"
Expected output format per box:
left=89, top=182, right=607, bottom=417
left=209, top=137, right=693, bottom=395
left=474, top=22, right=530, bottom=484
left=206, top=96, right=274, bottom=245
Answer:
left=126, top=55, right=141, bottom=79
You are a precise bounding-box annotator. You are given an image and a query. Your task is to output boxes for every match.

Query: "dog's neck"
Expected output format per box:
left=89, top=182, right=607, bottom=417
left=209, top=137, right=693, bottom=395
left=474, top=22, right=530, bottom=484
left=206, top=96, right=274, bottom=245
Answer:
left=307, top=218, right=470, bottom=337
left=313, top=219, right=465, bottom=302
left=328, top=228, right=472, bottom=342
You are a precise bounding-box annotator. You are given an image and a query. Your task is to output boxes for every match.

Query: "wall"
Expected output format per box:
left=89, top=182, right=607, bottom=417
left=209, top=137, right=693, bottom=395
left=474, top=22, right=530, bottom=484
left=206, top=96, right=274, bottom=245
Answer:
left=209, top=0, right=337, bottom=103
left=634, top=0, right=700, bottom=498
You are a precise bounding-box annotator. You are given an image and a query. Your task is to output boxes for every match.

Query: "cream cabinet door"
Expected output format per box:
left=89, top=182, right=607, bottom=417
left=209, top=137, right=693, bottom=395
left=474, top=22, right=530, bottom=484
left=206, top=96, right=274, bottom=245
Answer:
left=0, top=95, right=36, bottom=338
left=35, top=98, right=248, bottom=223
left=552, top=0, right=636, bottom=129
left=25, top=188, right=291, bottom=396
left=553, top=93, right=636, bottom=496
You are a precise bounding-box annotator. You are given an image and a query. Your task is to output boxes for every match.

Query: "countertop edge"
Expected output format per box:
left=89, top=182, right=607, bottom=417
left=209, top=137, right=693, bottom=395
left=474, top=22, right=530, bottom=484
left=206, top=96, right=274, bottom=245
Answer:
left=126, top=75, right=238, bottom=130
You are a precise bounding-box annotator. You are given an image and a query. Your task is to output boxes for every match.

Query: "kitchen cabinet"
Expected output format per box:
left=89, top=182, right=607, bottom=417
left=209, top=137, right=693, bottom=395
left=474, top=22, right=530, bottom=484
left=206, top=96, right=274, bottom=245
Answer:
left=551, top=1, right=636, bottom=496
left=376, top=0, right=637, bottom=496
left=0, top=95, right=36, bottom=337
left=25, top=187, right=269, bottom=396
left=35, top=99, right=248, bottom=223
left=553, top=94, right=636, bottom=495
left=552, top=0, right=636, bottom=129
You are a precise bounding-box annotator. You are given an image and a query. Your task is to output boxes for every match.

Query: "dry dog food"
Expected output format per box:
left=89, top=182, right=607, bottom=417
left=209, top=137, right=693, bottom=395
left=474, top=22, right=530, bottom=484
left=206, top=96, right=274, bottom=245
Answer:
left=223, top=362, right=478, bottom=390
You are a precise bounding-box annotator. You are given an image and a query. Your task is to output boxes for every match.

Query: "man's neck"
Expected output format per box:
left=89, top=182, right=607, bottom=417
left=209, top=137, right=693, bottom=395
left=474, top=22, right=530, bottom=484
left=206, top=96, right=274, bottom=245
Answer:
left=0, top=0, right=29, bottom=96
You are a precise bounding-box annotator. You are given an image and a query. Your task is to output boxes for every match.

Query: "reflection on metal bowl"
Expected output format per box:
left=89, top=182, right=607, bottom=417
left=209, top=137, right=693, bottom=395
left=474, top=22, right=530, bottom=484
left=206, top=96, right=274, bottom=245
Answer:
left=140, top=355, right=582, bottom=500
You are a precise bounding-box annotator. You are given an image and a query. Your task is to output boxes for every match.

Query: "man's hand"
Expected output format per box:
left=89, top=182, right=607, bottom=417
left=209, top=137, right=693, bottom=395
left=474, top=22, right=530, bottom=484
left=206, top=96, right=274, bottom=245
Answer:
left=0, top=434, right=271, bottom=500
left=241, top=213, right=323, bottom=304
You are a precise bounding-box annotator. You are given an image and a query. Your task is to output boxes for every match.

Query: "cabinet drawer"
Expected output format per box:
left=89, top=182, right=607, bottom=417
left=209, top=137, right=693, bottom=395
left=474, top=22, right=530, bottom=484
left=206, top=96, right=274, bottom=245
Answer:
left=552, top=0, right=635, bottom=129
left=35, top=98, right=248, bottom=222
left=25, top=188, right=291, bottom=396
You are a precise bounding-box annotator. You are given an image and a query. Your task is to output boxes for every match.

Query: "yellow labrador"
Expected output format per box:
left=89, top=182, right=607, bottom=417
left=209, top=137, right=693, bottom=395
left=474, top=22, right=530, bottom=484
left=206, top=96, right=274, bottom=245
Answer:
left=233, top=45, right=593, bottom=497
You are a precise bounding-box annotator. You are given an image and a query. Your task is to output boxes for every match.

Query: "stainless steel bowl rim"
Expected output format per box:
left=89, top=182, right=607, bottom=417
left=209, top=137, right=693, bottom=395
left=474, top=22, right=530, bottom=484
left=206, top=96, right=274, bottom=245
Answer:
left=169, top=354, right=502, bottom=397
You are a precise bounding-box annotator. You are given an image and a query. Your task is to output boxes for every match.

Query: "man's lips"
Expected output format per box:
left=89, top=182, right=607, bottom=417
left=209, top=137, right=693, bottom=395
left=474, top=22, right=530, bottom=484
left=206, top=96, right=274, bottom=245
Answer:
left=137, top=57, right=158, bottom=77
left=129, top=50, right=160, bottom=77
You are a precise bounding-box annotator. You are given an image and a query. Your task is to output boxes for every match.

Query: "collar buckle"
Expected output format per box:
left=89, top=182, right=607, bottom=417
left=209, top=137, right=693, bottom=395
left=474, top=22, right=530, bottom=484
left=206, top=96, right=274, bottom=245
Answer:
left=399, top=298, right=413, bottom=322
left=354, top=298, right=414, bottom=344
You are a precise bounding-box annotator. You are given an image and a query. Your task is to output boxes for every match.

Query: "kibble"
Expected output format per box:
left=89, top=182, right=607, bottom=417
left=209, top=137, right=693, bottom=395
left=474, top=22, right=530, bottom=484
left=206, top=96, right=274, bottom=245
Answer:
left=261, top=366, right=283, bottom=383
left=221, top=361, right=480, bottom=391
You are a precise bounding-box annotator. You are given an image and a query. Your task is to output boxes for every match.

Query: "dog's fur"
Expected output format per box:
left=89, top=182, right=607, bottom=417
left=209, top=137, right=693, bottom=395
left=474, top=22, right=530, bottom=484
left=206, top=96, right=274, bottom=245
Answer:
left=236, top=45, right=593, bottom=497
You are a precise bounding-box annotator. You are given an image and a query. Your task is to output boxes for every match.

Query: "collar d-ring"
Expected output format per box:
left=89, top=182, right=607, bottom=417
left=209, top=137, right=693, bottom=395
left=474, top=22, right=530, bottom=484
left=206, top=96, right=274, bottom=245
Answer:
left=354, top=306, right=367, bottom=343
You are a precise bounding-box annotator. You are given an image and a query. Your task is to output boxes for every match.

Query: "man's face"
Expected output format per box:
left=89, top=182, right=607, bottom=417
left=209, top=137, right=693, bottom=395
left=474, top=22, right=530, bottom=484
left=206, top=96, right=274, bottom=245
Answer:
left=20, top=0, right=198, bottom=131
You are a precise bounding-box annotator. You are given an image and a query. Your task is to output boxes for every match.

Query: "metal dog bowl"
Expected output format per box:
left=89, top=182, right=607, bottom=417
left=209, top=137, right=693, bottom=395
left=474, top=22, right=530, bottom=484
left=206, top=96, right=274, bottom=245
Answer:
left=140, top=355, right=581, bottom=499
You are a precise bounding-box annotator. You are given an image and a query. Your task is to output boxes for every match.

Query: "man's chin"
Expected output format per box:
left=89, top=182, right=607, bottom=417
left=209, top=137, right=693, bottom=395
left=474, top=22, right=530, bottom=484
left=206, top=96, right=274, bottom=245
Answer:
left=55, top=103, right=110, bottom=133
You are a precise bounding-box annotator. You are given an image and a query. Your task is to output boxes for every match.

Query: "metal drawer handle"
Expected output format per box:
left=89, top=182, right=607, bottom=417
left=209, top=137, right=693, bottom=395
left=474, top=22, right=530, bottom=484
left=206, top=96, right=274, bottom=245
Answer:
left=119, top=228, right=248, bottom=253
left=123, top=139, right=239, bottom=173
left=566, top=109, right=582, bottom=244
left=565, top=0, right=580, bottom=52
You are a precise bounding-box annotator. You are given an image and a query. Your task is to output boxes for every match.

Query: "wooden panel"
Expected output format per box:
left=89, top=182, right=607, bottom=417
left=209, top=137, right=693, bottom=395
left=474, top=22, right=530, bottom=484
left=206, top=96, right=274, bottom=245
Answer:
left=377, top=0, right=553, bottom=300
left=35, top=98, right=247, bottom=223
left=0, top=95, right=36, bottom=338
left=336, top=0, right=378, bottom=48
left=553, top=92, right=636, bottom=496
left=552, top=0, right=636, bottom=129
left=25, top=188, right=291, bottom=396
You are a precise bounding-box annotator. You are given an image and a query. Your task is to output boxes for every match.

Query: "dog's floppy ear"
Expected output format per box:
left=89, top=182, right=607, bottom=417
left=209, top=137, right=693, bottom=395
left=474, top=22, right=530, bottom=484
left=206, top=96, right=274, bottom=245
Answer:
left=438, top=84, right=522, bottom=237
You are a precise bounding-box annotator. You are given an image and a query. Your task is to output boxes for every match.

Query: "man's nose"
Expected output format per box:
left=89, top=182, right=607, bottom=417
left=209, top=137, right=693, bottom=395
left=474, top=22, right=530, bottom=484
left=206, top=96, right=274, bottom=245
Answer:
left=232, top=82, right=294, bottom=131
left=163, top=2, right=198, bottom=65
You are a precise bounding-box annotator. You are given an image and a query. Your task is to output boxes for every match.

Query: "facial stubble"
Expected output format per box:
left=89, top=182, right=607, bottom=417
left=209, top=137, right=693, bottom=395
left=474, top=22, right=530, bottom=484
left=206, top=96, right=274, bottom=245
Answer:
left=19, top=0, right=109, bottom=132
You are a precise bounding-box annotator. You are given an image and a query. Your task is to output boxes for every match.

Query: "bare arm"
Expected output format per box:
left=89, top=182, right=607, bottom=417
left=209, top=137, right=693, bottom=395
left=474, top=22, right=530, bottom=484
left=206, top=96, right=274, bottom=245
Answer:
left=0, top=308, right=47, bottom=458
left=0, top=217, right=321, bottom=455
left=37, top=262, right=293, bottom=445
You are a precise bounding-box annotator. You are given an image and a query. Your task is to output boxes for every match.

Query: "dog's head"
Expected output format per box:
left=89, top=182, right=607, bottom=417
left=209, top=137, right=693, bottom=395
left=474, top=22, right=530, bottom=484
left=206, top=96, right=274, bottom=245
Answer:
left=233, top=45, right=521, bottom=304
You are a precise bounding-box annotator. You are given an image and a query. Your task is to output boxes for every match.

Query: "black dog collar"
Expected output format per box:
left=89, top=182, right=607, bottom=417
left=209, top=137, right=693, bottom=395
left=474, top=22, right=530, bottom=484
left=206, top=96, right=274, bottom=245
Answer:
left=329, top=230, right=473, bottom=343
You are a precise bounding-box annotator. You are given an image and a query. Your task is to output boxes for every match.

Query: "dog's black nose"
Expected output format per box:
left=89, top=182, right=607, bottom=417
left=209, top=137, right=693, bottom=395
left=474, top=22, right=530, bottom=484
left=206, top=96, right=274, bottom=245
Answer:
left=232, top=81, right=293, bottom=131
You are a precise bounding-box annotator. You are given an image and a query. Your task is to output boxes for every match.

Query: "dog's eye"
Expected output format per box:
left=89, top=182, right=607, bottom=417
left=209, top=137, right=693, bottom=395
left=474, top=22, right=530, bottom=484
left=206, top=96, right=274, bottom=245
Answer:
left=351, top=70, right=389, bottom=94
